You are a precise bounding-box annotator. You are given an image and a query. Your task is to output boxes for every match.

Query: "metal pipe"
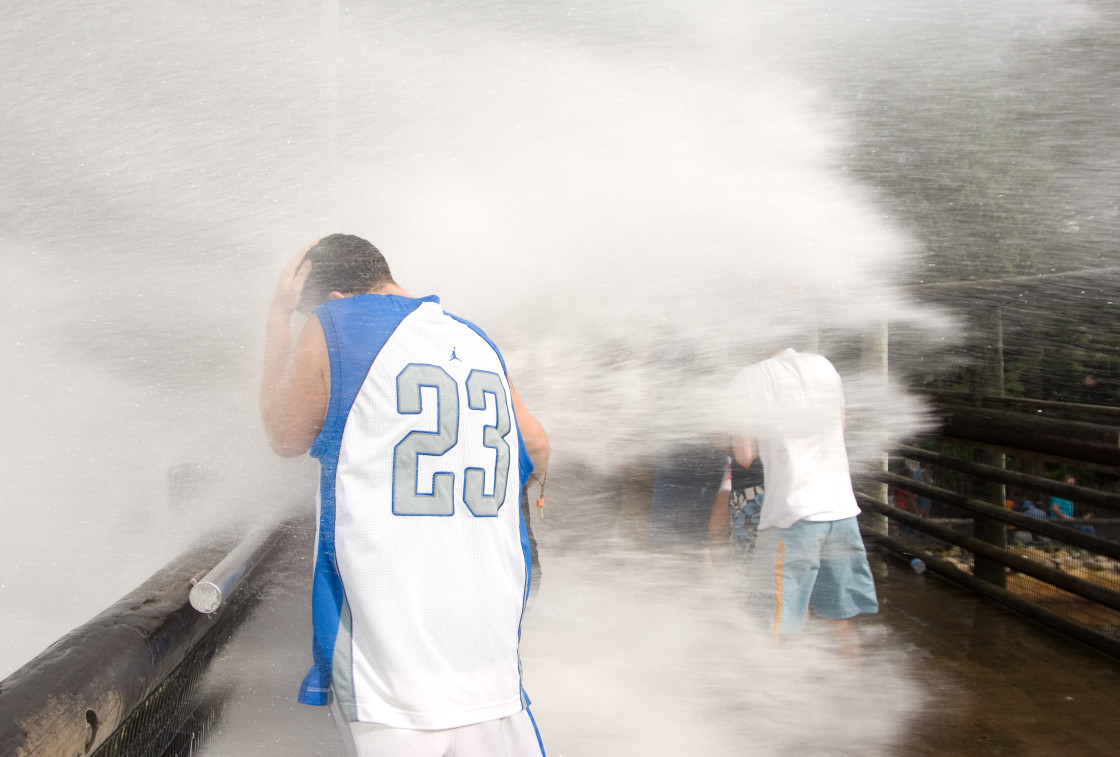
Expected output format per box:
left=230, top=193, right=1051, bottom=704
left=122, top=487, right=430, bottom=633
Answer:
left=0, top=520, right=293, bottom=757
left=0, top=541, right=234, bottom=756
left=190, top=526, right=281, bottom=614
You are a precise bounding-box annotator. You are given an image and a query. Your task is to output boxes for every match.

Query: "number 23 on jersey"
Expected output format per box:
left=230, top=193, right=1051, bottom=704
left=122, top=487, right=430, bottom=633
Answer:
left=392, top=363, right=512, bottom=517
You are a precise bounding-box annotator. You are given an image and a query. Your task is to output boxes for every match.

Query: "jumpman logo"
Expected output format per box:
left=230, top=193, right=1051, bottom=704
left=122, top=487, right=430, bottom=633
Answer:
left=449, top=348, right=461, bottom=362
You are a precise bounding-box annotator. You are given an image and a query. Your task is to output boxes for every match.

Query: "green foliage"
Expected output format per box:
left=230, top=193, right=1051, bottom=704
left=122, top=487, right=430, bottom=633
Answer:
left=836, top=17, right=1120, bottom=406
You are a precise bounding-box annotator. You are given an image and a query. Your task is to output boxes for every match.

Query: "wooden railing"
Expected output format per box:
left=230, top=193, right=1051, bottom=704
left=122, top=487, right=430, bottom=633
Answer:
left=858, top=395, right=1120, bottom=658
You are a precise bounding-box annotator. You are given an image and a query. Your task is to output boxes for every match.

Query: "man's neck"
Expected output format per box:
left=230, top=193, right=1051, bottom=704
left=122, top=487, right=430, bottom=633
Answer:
left=368, top=283, right=411, bottom=298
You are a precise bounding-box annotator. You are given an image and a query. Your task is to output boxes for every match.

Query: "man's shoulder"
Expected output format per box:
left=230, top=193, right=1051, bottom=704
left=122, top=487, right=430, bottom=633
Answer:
left=776, top=348, right=833, bottom=369
left=732, top=361, right=767, bottom=386
left=799, top=351, right=840, bottom=377
left=439, top=307, right=500, bottom=346
left=735, top=350, right=793, bottom=381
left=318, top=293, right=441, bottom=324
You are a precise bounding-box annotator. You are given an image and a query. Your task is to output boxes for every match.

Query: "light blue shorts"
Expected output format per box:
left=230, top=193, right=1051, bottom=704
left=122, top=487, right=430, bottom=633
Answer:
left=747, top=516, right=879, bottom=635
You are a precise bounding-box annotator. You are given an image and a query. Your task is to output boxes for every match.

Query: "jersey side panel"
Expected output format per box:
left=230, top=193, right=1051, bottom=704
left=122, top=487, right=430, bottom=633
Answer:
left=334, top=302, right=528, bottom=729
left=300, top=296, right=429, bottom=706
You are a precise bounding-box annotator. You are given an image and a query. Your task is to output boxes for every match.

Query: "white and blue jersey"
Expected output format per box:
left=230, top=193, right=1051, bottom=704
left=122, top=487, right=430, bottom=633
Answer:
left=299, top=293, right=534, bottom=731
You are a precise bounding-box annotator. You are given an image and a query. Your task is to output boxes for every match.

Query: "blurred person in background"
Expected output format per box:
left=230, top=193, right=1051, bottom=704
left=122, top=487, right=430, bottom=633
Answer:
left=730, top=347, right=878, bottom=656
left=1050, top=475, right=1096, bottom=536
left=708, top=456, right=766, bottom=564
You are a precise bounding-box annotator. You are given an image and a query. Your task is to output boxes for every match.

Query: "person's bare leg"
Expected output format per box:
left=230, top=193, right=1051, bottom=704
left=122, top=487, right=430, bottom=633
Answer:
left=830, top=618, right=861, bottom=660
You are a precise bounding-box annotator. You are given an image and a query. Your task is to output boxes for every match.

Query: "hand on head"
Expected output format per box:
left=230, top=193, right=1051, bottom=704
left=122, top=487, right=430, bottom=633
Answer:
left=272, top=241, right=317, bottom=315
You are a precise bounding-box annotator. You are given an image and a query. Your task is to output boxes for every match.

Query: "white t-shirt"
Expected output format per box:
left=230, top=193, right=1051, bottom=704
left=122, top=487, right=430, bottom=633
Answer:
left=731, top=349, right=860, bottom=530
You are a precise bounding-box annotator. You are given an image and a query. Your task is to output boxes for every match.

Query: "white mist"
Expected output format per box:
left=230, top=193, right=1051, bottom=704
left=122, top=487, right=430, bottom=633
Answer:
left=1, top=1, right=1101, bottom=754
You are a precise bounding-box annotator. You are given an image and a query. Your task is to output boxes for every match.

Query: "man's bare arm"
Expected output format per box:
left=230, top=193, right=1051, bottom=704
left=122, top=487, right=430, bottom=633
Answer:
left=509, top=378, right=549, bottom=482
left=708, top=487, right=731, bottom=542
left=732, top=435, right=758, bottom=468
left=260, top=249, right=330, bottom=457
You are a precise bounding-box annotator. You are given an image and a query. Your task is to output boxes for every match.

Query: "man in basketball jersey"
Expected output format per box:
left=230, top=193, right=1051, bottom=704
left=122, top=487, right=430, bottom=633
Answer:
left=260, top=234, right=550, bottom=756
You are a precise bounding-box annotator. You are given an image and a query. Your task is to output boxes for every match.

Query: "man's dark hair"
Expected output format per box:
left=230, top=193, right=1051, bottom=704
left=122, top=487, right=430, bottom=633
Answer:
left=300, top=234, right=395, bottom=310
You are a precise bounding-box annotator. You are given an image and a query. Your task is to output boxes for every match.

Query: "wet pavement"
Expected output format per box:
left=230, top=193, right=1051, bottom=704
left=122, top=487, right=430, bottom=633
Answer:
left=868, top=554, right=1120, bottom=757
left=189, top=533, right=1120, bottom=756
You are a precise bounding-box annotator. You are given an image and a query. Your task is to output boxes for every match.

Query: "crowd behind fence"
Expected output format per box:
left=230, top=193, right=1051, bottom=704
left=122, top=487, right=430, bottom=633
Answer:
left=857, top=395, right=1120, bottom=658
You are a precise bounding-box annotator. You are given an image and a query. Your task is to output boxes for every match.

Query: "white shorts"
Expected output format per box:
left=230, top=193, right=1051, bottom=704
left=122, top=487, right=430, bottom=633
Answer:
left=332, top=699, right=545, bottom=757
